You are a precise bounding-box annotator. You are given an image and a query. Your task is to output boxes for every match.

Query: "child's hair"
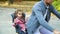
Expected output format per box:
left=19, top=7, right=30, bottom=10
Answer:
left=13, top=9, right=25, bottom=22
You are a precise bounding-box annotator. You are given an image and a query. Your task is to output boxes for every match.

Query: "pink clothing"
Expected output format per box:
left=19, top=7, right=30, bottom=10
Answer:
left=15, top=18, right=26, bottom=31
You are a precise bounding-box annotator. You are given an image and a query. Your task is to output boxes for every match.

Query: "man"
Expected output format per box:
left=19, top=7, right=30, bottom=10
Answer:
left=26, top=0, right=60, bottom=34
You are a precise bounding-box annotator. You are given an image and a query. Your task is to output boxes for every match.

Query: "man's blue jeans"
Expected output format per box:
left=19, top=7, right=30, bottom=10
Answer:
left=27, top=26, right=54, bottom=34
left=39, top=26, right=54, bottom=34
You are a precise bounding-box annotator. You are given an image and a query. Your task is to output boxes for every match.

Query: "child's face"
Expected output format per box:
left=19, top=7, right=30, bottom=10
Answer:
left=17, top=11, right=22, bottom=18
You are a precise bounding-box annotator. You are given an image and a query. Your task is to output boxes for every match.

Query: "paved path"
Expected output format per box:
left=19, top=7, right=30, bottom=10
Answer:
left=0, top=7, right=17, bottom=34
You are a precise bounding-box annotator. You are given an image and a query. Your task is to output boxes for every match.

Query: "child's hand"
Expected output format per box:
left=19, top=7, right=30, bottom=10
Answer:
left=14, top=19, right=16, bottom=23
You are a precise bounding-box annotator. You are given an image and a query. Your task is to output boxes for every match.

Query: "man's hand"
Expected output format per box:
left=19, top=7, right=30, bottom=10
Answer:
left=53, top=30, right=60, bottom=34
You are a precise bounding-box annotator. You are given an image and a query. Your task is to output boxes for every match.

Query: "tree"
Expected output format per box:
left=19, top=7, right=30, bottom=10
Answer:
left=53, top=0, right=60, bottom=11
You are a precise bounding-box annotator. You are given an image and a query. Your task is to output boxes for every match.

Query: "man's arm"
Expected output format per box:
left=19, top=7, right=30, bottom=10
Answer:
left=33, top=5, right=54, bottom=32
left=50, top=5, right=60, bottom=19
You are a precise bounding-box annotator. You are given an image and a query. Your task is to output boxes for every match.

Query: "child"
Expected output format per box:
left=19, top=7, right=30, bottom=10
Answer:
left=13, top=9, right=27, bottom=34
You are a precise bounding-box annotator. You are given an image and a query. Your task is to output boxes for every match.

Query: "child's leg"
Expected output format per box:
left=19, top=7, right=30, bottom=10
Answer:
left=39, top=26, right=54, bottom=34
left=25, top=29, right=28, bottom=34
left=15, top=25, right=21, bottom=33
left=18, top=30, right=26, bottom=34
left=17, top=25, right=26, bottom=34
